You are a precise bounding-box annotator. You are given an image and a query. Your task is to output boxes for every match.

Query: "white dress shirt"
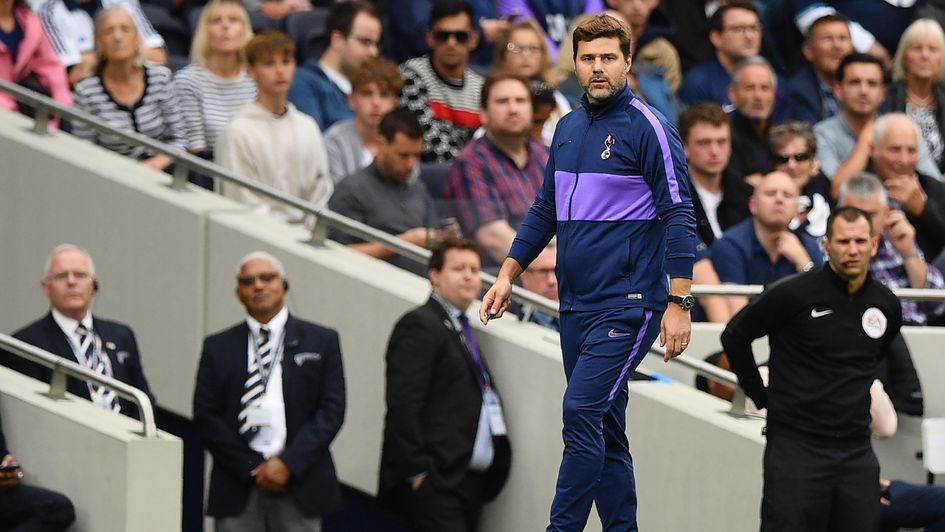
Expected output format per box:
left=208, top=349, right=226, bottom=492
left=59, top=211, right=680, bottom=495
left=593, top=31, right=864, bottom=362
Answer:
left=245, top=307, right=289, bottom=459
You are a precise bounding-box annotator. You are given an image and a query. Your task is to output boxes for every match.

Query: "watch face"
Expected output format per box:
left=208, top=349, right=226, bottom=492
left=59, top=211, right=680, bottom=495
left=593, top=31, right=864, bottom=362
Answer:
left=681, top=295, right=695, bottom=310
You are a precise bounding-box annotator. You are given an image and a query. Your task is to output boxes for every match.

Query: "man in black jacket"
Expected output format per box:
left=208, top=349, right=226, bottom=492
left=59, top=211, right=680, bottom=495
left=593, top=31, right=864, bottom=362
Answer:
left=4, top=244, right=153, bottom=418
left=193, top=251, right=345, bottom=531
left=378, top=239, right=511, bottom=532
left=722, top=206, right=902, bottom=531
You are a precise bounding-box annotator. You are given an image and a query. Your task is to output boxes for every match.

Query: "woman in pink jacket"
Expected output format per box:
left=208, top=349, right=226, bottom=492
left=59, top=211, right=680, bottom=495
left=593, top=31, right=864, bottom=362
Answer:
left=0, top=0, right=71, bottom=117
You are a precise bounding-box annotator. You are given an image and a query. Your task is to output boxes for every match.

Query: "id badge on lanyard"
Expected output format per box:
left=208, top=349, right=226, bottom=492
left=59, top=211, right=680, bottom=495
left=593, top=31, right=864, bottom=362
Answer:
left=483, top=388, right=507, bottom=436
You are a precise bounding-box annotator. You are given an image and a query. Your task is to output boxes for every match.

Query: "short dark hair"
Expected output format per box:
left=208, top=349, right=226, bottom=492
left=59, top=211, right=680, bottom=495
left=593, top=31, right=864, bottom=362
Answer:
left=679, top=102, right=730, bottom=145
left=350, top=57, right=404, bottom=95
left=245, top=31, right=294, bottom=66
left=572, top=13, right=632, bottom=61
left=695, top=351, right=727, bottom=393
left=379, top=108, right=424, bottom=142
left=836, top=52, right=885, bottom=83
left=806, top=13, right=848, bottom=41
left=480, top=70, right=532, bottom=109
left=325, top=0, right=378, bottom=39
left=430, top=0, right=473, bottom=27
left=708, top=1, right=759, bottom=33
left=826, top=206, right=874, bottom=239
left=428, top=238, right=479, bottom=271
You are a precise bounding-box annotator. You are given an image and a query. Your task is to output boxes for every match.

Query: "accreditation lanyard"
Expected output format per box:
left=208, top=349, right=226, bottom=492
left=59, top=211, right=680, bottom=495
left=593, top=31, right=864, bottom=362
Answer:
left=248, top=328, right=286, bottom=395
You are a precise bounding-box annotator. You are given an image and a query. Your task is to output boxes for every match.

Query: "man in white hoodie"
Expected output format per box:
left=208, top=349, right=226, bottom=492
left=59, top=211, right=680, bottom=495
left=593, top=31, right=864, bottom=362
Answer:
left=216, top=31, right=332, bottom=228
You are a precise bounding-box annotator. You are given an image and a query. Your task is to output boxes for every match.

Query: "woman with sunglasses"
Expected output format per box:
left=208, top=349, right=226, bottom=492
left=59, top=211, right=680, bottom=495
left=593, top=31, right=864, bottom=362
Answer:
left=769, top=121, right=833, bottom=238
left=886, top=19, right=945, bottom=175
left=494, top=19, right=572, bottom=145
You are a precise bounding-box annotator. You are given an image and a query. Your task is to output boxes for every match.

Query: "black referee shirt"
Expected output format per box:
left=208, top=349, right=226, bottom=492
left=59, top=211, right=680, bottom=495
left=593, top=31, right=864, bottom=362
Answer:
left=722, top=265, right=902, bottom=442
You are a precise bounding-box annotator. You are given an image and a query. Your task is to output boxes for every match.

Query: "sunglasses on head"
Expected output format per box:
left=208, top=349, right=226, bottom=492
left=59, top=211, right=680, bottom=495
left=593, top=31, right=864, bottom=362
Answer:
left=773, top=151, right=813, bottom=165
left=432, top=30, right=472, bottom=44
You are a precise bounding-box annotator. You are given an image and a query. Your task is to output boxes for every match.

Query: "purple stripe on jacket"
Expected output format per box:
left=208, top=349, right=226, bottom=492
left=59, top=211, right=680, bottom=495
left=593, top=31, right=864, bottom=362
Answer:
left=554, top=171, right=658, bottom=221
left=630, top=99, right=682, bottom=203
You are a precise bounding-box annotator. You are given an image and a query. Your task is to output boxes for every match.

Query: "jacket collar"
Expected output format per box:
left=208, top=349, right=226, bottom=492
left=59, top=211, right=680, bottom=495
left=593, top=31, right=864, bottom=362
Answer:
left=580, top=84, right=632, bottom=118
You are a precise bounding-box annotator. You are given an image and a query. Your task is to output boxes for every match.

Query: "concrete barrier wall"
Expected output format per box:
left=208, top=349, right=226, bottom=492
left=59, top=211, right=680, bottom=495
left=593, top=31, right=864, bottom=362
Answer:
left=0, top=367, right=182, bottom=531
left=2, top=109, right=942, bottom=529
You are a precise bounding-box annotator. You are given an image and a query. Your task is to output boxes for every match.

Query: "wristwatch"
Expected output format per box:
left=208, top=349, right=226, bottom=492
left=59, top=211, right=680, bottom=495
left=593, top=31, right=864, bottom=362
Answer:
left=667, top=294, right=696, bottom=311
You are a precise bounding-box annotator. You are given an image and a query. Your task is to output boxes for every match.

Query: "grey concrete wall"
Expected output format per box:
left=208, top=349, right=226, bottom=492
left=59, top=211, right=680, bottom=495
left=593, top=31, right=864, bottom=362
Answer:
left=2, top=109, right=943, bottom=530
left=0, top=367, right=182, bottom=531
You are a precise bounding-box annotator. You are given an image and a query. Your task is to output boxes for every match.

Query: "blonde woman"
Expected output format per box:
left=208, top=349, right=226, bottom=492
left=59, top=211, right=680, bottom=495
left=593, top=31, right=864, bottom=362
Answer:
left=174, top=0, right=256, bottom=157
left=72, top=6, right=185, bottom=172
left=888, top=18, right=945, bottom=173
left=494, top=19, right=572, bottom=145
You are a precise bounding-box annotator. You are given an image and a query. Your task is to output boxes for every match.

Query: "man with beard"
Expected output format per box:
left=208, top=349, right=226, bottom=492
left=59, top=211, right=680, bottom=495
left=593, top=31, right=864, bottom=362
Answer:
left=480, top=13, right=695, bottom=531
left=722, top=206, right=902, bottom=531
left=444, top=71, right=549, bottom=266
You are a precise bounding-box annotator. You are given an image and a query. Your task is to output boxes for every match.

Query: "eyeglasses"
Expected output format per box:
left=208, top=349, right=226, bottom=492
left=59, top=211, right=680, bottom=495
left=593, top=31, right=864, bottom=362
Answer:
left=507, top=42, right=542, bottom=56
left=524, top=267, right=556, bottom=278
left=432, top=30, right=472, bottom=44
left=238, top=273, right=281, bottom=286
left=47, top=271, right=92, bottom=283
left=724, top=23, right=763, bottom=35
left=351, top=35, right=379, bottom=49
left=773, top=151, right=813, bottom=165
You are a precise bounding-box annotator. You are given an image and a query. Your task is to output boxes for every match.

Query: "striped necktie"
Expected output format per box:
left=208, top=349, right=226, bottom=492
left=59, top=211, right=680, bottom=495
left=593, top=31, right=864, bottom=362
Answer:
left=75, top=324, right=119, bottom=412
left=238, top=325, right=272, bottom=439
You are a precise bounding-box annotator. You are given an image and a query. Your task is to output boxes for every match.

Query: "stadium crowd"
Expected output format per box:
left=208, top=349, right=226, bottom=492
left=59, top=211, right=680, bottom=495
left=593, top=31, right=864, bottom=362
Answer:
left=3, top=0, right=945, bottom=529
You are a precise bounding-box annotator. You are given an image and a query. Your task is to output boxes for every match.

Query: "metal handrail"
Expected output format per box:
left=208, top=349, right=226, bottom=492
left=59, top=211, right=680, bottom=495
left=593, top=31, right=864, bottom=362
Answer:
left=0, top=334, right=157, bottom=438
left=0, top=79, right=939, bottom=417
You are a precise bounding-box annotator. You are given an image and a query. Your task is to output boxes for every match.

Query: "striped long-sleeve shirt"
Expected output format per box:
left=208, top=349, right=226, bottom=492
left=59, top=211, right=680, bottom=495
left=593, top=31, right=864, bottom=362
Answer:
left=72, top=62, right=186, bottom=159
left=173, top=63, right=257, bottom=152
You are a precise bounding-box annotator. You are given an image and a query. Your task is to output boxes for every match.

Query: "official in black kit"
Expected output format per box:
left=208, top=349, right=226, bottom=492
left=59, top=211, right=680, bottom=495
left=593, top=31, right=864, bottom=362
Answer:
left=722, top=206, right=902, bottom=532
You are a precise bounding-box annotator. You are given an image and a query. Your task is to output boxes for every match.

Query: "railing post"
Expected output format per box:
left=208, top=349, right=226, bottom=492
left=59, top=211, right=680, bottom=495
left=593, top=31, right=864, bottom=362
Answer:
left=729, top=386, right=747, bottom=417
left=46, top=364, right=67, bottom=400
left=309, top=214, right=328, bottom=247
left=170, top=159, right=189, bottom=190
left=31, top=108, right=50, bottom=135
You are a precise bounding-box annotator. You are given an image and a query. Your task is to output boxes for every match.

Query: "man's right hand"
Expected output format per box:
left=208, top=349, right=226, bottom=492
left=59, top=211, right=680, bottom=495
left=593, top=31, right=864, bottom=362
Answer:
left=886, top=210, right=918, bottom=256
left=480, top=277, right=512, bottom=324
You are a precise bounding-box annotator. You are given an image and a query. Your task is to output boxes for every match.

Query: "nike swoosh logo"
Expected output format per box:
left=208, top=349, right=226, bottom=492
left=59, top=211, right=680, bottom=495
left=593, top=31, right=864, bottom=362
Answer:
left=608, top=329, right=632, bottom=338
left=810, top=308, right=833, bottom=318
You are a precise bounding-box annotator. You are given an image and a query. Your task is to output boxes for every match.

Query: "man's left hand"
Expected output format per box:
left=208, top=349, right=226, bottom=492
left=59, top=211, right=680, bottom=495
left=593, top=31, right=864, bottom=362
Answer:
left=885, top=174, right=926, bottom=216
left=660, top=305, right=691, bottom=361
left=251, top=457, right=291, bottom=492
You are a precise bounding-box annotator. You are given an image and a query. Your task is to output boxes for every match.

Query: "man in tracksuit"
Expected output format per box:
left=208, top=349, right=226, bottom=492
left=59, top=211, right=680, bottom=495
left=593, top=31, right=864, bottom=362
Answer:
left=480, top=14, right=696, bottom=532
left=721, top=206, right=903, bottom=531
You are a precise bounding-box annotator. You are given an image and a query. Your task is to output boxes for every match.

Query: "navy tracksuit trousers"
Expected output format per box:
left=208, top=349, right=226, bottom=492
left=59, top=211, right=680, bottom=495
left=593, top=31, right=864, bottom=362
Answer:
left=548, top=307, right=663, bottom=532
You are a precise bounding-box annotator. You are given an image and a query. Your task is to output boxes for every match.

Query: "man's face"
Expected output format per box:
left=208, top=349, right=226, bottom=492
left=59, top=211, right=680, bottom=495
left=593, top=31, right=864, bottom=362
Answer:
left=840, top=192, right=888, bottom=238
left=728, top=63, right=776, bottom=120
left=871, top=119, right=920, bottom=181
left=482, top=79, right=532, bottom=138
left=607, top=0, right=658, bottom=30
left=684, top=122, right=731, bottom=178
left=349, top=82, right=398, bottom=129
left=772, top=136, right=818, bottom=187
left=575, top=37, right=630, bottom=103
left=750, top=172, right=800, bottom=230
left=835, top=62, right=885, bottom=118
left=376, top=132, right=423, bottom=182
left=803, top=20, right=852, bottom=81
left=520, top=247, right=558, bottom=301
left=248, top=51, right=296, bottom=99
left=710, top=8, right=762, bottom=63
left=824, top=215, right=877, bottom=282
left=426, top=13, right=478, bottom=72
left=429, top=248, right=482, bottom=311
left=236, top=258, right=286, bottom=319
left=338, top=12, right=382, bottom=73
left=42, top=250, right=95, bottom=319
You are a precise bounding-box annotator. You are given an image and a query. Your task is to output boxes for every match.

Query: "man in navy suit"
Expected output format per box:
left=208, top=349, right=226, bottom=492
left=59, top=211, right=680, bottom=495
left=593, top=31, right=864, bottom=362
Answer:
left=378, top=239, right=511, bottom=532
left=193, top=251, right=346, bottom=531
left=4, top=244, right=153, bottom=418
